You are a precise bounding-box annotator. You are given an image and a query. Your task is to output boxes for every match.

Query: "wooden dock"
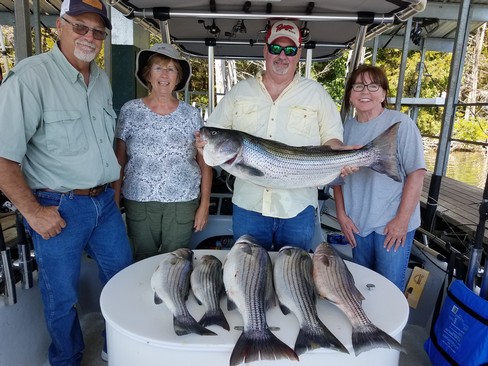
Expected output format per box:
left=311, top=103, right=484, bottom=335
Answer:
left=421, top=172, right=487, bottom=245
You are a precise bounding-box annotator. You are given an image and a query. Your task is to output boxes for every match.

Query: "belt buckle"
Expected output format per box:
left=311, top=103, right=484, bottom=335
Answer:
left=88, top=186, right=99, bottom=197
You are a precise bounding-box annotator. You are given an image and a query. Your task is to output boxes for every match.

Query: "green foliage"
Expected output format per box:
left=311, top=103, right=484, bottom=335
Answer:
left=310, top=53, right=348, bottom=104
left=454, top=117, right=488, bottom=142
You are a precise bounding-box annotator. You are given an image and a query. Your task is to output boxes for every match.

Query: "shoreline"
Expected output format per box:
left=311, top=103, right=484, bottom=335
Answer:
left=423, top=137, right=488, bottom=153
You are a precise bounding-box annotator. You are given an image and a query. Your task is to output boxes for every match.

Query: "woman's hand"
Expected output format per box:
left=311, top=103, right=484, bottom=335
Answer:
left=194, top=131, right=206, bottom=156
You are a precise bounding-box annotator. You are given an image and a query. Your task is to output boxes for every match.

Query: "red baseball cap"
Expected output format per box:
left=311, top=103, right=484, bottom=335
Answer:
left=266, top=20, right=301, bottom=47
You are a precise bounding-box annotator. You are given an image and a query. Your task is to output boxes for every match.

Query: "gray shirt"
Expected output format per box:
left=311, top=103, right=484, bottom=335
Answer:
left=342, top=109, right=426, bottom=236
left=0, top=43, right=119, bottom=191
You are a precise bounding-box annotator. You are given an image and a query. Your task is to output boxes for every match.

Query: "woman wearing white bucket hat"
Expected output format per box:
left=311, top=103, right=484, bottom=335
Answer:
left=114, top=43, right=212, bottom=261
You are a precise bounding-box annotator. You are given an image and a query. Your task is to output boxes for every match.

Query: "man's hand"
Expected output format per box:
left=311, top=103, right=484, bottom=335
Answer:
left=24, top=205, right=66, bottom=240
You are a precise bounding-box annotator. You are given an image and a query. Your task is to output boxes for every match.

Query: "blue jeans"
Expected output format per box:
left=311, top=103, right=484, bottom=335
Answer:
left=27, top=188, right=133, bottom=366
left=352, top=230, right=415, bottom=291
left=232, top=204, right=315, bottom=251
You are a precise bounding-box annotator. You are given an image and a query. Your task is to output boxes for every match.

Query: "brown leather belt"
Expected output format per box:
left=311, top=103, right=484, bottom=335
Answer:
left=39, top=184, right=108, bottom=197
left=73, top=184, right=108, bottom=197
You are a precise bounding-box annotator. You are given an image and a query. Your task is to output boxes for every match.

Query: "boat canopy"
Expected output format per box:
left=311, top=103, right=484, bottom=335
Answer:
left=109, top=0, right=426, bottom=61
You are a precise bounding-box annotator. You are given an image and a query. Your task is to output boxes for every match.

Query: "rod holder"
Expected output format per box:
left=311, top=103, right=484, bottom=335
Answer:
left=17, top=244, right=33, bottom=290
left=465, top=247, right=482, bottom=291
left=15, top=213, right=33, bottom=289
left=0, top=247, right=17, bottom=305
left=479, top=260, right=488, bottom=299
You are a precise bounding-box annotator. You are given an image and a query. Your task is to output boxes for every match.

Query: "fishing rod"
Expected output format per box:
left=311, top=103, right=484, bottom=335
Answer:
left=465, top=172, right=488, bottom=297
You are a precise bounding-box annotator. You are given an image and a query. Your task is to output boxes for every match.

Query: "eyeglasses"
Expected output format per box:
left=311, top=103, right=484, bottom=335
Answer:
left=352, top=83, right=381, bottom=92
left=267, top=43, right=299, bottom=57
left=151, top=66, right=178, bottom=74
left=62, top=17, right=108, bottom=41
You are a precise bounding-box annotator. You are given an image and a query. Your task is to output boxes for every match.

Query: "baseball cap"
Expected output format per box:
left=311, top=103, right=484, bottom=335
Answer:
left=60, top=0, right=112, bottom=30
left=136, top=43, right=192, bottom=92
left=266, top=20, right=302, bottom=47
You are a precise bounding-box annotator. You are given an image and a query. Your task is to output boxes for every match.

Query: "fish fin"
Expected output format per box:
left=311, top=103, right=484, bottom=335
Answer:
left=294, top=323, right=349, bottom=356
left=198, top=309, right=230, bottom=331
left=328, top=176, right=345, bottom=186
left=153, top=292, right=163, bottom=305
left=352, top=324, right=406, bottom=356
left=366, top=122, right=402, bottom=182
left=235, top=163, right=265, bottom=177
left=227, top=297, right=238, bottom=311
left=279, top=303, right=292, bottom=315
left=230, top=328, right=299, bottom=366
left=174, top=315, right=217, bottom=336
left=342, top=265, right=366, bottom=301
left=193, top=295, right=203, bottom=306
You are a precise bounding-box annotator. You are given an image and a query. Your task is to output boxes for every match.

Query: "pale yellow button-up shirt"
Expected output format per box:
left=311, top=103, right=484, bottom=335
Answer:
left=206, top=72, right=343, bottom=218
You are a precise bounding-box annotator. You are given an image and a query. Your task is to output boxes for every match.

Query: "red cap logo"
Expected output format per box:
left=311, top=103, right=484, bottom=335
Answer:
left=276, top=24, right=295, bottom=33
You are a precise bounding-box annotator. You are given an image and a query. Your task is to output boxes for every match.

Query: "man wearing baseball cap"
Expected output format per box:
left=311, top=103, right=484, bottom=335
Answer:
left=0, top=1, right=132, bottom=365
left=201, top=20, right=346, bottom=252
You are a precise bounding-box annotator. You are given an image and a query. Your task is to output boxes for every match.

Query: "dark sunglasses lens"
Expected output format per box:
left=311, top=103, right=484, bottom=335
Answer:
left=268, top=44, right=298, bottom=56
left=268, top=44, right=282, bottom=55
left=92, top=30, right=107, bottom=40
left=73, top=24, right=106, bottom=40
left=284, top=46, right=298, bottom=56
left=73, top=24, right=89, bottom=36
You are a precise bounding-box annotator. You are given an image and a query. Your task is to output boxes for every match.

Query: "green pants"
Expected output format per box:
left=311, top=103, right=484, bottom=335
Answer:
left=124, top=198, right=199, bottom=261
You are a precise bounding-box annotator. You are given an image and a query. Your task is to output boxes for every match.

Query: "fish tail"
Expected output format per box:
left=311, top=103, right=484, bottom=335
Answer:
left=230, top=329, right=299, bottom=366
left=174, top=315, right=217, bottom=336
left=367, top=122, right=402, bottom=182
left=352, top=324, right=406, bottom=356
left=198, top=309, right=230, bottom=331
left=294, top=324, right=349, bottom=355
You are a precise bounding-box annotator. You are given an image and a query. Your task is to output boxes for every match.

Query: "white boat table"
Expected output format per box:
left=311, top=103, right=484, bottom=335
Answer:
left=100, top=249, right=409, bottom=366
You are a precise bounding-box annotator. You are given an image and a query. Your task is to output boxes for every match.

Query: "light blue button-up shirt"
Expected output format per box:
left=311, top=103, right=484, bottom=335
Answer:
left=0, top=43, right=120, bottom=191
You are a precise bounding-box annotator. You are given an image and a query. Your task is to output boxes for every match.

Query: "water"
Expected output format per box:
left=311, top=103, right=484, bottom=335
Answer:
left=424, top=149, right=488, bottom=189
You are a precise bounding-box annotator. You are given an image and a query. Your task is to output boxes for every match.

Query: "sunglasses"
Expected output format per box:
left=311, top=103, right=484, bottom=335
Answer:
left=62, top=17, right=108, bottom=40
left=267, top=43, right=299, bottom=56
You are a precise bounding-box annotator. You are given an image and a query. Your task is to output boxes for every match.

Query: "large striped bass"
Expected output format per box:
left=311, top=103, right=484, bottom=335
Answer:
left=200, top=122, right=401, bottom=189
left=150, top=248, right=216, bottom=336
left=190, top=254, right=230, bottom=331
left=312, top=242, right=406, bottom=355
left=273, top=246, right=348, bottom=355
left=223, top=235, right=298, bottom=365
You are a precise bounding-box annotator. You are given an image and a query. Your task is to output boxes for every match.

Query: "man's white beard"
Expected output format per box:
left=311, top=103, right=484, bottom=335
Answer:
left=74, top=40, right=97, bottom=62
left=271, top=58, right=290, bottom=75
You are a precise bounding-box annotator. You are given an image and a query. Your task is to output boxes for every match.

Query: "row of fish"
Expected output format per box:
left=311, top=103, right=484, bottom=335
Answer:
left=150, top=237, right=405, bottom=365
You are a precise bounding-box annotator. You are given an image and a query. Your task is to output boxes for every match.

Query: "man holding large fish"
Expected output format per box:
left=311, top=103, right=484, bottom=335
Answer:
left=197, top=20, right=359, bottom=252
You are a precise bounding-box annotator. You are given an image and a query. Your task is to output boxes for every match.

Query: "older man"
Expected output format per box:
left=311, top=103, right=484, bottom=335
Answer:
left=0, top=0, right=132, bottom=364
left=203, top=20, right=344, bottom=251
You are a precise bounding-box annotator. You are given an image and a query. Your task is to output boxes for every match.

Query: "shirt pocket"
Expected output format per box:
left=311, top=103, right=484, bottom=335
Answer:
left=287, top=105, right=319, bottom=138
left=103, top=105, right=117, bottom=142
left=232, top=99, right=264, bottom=135
left=43, top=110, right=88, bottom=155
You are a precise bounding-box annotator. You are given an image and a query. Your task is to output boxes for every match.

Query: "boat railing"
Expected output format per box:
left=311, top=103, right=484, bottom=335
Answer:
left=0, top=211, right=36, bottom=306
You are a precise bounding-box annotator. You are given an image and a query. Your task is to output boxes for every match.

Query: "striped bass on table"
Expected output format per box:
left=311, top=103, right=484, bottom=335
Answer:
left=200, top=122, right=401, bottom=189
left=190, top=254, right=230, bottom=331
left=273, top=246, right=349, bottom=355
left=150, top=248, right=216, bottom=336
left=223, top=235, right=298, bottom=365
left=312, top=242, right=406, bottom=355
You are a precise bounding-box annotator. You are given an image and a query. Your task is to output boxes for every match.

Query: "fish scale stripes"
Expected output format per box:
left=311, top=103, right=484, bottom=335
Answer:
left=313, top=242, right=406, bottom=355
left=201, top=123, right=402, bottom=189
